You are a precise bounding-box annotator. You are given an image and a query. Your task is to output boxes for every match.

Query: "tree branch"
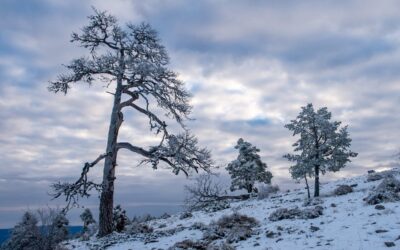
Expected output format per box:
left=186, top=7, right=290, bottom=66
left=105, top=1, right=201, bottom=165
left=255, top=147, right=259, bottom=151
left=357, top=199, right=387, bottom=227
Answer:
left=51, top=153, right=109, bottom=211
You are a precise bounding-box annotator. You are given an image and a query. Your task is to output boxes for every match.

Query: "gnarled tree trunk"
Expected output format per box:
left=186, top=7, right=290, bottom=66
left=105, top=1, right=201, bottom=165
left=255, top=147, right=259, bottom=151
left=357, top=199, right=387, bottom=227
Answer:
left=98, top=52, right=124, bottom=237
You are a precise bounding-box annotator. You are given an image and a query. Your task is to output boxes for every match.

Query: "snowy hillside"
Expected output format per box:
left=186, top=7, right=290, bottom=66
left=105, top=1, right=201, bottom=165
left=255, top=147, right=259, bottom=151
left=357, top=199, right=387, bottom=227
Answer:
left=63, top=169, right=400, bottom=250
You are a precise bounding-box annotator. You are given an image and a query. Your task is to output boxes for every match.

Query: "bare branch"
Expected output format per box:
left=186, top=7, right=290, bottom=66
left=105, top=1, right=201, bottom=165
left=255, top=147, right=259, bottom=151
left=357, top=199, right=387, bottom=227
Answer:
left=184, top=174, right=249, bottom=211
left=71, top=7, right=121, bottom=51
left=122, top=102, right=168, bottom=135
left=117, top=133, right=212, bottom=177
left=51, top=153, right=109, bottom=211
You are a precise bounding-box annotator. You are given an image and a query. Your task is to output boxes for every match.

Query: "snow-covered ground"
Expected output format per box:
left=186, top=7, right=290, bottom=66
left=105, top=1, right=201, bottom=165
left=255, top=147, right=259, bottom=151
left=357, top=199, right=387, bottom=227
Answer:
left=64, top=169, right=400, bottom=250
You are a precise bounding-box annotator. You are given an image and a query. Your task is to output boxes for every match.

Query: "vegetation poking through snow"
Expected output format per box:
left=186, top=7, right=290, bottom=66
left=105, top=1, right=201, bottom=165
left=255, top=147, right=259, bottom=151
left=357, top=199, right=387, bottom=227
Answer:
left=59, top=168, right=400, bottom=250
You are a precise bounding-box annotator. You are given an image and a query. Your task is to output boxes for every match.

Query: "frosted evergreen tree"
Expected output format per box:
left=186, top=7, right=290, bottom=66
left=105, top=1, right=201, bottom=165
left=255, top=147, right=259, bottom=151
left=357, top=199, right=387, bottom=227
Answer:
left=45, top=212, right=69, bottom=249
left=49, top=9, right=213, bottom=236
left=2, top=212, right=42, bottom=250
left=113, top=205, right=129, bottom=232
left=226, top=138, right=273, bottom=193
left=284, top=103, right=357, bottom=197
left=80, top=208, right=96, bottom=233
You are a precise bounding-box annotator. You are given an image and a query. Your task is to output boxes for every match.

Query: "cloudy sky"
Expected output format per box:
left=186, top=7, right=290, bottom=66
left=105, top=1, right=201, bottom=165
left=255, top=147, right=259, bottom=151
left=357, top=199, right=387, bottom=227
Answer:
left=1, top=0, right=400, bottom=227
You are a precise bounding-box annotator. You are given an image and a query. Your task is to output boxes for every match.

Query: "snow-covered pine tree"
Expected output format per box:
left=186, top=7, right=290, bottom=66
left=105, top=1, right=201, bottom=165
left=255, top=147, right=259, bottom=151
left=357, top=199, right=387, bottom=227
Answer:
left=80, top=208, right=96, bottom=233
left=113, top=205, right=129, bottom=232
left=226, top=138, right=273, bottom=193
left=49, top=9, right=213, bottom=236
left=2, top=212, right=42, bottom=250
left=284, top=103, right=358, bottom=197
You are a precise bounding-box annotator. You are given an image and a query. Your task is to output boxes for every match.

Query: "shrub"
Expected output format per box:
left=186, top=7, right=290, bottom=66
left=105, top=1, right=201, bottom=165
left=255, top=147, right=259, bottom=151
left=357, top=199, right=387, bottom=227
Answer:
left=334, top=185, right=353, bottom=196
left=269, top=206, right=323, bottom=221
left=257, top=184, right=280, bottom=200
left=365, top=176, right=400, bottom=205
left=159, top=213, right=171, bottom=219
left=184, top=174, right=229, bottom=212
left=203, top=213, right=259, bottom=243
left=113, top=205, right=129, bottom=232
left=179, top=211, right=193, bottom=220
left=168, top=239, right=207, bottom=250
left=128, top=222, right=154, bottom=234
left=80, top=208, right=97, bottom=239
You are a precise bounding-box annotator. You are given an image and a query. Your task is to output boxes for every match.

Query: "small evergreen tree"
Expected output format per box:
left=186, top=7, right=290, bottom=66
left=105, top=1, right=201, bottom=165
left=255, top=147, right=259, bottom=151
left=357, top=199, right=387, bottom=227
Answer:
left=113, top=205, right=129, bottom=232
left=80, top=208, right=96, bottom=233
left=226, top=138, right=273, bottom=193
left=284, top=103, right=358, bottom=197
left=2, top=212, right=42, bottom=250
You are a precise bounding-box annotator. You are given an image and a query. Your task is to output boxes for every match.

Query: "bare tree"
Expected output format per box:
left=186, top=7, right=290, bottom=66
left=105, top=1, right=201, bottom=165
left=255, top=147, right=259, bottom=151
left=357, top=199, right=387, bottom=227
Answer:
left=49, top=9, right=213, bottom=236
left=184, top=174, right=249, bottom=211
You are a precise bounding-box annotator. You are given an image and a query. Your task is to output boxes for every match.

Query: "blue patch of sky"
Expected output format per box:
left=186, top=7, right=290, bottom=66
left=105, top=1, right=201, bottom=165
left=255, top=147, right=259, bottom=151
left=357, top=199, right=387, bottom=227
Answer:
left=246, top=117, right=271, bottom=126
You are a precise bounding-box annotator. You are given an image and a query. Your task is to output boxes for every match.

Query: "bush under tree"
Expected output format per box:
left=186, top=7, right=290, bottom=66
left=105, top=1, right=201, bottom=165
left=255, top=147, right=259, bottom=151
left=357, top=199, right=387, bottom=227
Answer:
left=113, top=205, right=129, bottom=232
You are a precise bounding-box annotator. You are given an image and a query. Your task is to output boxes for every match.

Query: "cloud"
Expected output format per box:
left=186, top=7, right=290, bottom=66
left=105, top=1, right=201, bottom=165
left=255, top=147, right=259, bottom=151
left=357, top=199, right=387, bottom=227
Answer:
left=0, top=0, right=399, bottom=227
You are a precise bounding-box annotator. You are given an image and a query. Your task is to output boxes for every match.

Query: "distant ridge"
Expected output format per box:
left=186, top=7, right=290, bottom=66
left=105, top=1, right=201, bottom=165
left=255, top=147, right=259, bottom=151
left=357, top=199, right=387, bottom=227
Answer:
left=0, top=226, right=83, bottom=245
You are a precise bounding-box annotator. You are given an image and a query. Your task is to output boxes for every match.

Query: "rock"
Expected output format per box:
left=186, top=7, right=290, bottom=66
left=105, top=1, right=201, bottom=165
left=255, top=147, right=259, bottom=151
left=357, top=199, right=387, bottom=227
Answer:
left=375, top=204, right=385, bottom=210
left=330, top=203, right=337, bottom=207
left=365, top=176, right=400, bottom=205
left=350, top=183, right=358, bottom=187
left=310, top=225, right=320, bottom=232
left=266, top=230, right=275, bottom=238
left=334, top=185, right=353, bottom=196
left=179, top=211, right=193, bottom=219
left=367, top=173, right=383, bottom=182
left=266, top=230, right=281, bottom=238
left=301, top=206, right=324, bottom=219
left=159, top=213, right=171, bottom=219
left=384, top=242, right=396, bottom=247
left=368, top=170, right=376, bottom=174
left=376, top=229, right=389, bottom=233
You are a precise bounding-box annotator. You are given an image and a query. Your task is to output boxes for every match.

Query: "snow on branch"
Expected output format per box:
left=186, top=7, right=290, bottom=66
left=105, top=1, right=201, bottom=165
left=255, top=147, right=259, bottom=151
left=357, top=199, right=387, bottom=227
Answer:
left=117, top=133, right=212, bottom=176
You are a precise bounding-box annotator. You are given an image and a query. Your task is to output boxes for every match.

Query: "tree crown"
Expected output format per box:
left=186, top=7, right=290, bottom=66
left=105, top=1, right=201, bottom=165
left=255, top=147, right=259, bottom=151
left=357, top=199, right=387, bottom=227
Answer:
left=226, top=138, right=272, bottom=193
left=284, top=103, right=357, bottom=179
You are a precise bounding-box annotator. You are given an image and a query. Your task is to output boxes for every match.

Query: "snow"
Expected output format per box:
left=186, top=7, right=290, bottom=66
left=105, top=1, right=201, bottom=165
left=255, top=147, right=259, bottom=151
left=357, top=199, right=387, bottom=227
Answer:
left=63, top=169, right=400, bottom=250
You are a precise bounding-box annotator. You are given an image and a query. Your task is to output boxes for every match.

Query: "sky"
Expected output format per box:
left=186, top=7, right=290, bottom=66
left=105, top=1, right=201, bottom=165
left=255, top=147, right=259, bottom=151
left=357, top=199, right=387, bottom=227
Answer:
left=1, top=0, right=400, bottom=228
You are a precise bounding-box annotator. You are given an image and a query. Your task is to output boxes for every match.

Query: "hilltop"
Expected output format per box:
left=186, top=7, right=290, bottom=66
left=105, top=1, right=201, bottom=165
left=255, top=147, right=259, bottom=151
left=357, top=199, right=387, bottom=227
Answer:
left=63, top=169, right=400, bottom=250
